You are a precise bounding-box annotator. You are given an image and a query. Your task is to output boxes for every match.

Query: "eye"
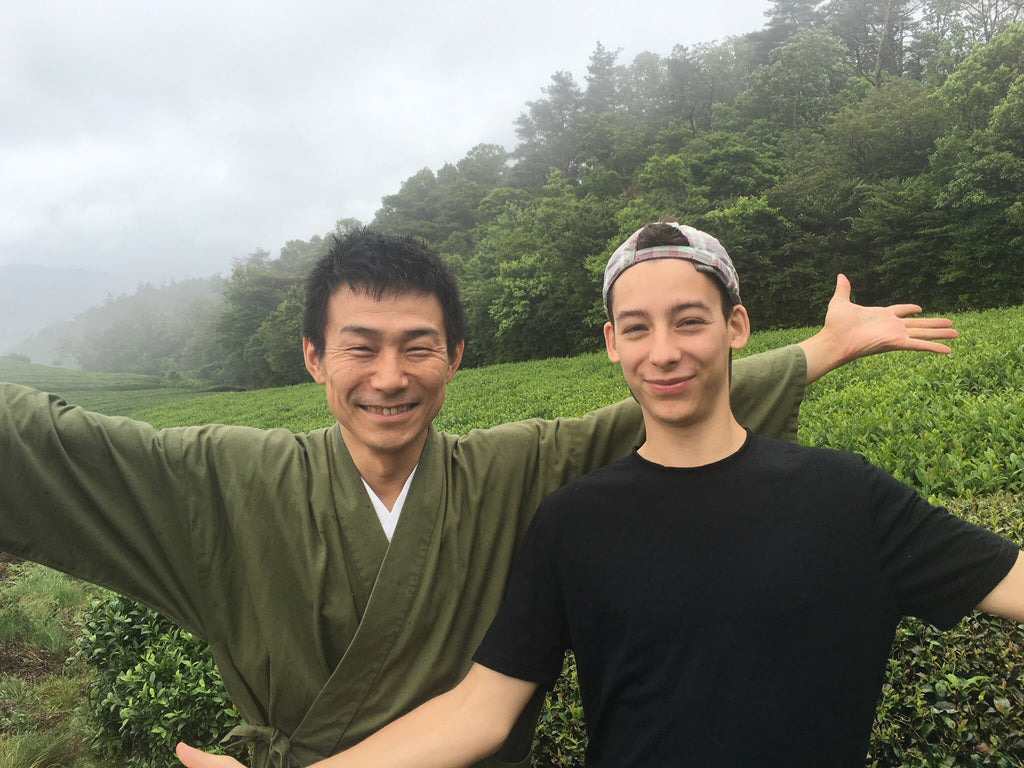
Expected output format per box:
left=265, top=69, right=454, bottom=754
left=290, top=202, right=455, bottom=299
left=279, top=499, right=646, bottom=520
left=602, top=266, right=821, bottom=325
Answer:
left=678, top=317, right=708, bottom=329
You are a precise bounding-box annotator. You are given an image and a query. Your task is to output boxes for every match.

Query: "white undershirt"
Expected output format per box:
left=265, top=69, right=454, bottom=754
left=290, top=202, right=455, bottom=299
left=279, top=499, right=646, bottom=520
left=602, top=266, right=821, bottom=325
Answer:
left=361, top=466, right=418, bottom=542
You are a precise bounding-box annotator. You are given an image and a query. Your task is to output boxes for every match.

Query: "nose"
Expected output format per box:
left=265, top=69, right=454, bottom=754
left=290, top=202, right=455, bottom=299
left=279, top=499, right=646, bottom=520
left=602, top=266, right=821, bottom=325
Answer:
left=647, top=326, right=681, bottom=368
left=370, top=349, right=409, bottom=392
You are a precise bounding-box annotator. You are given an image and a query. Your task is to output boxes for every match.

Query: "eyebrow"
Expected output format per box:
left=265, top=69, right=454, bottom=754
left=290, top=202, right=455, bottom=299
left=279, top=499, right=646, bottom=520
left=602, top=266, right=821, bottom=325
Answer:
left=336, top=325, right=445, bottom=344
left=614, top=300, right=712, bottom=324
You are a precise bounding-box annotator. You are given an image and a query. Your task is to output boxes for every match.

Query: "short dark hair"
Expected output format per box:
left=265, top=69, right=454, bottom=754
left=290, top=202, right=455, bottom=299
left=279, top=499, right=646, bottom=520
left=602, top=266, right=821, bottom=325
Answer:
left=303, top=228, right=467, bottom=361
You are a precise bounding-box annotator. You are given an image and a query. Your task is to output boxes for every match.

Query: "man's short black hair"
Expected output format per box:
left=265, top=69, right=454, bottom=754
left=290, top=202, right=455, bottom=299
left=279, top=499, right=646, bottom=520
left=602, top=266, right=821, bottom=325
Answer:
left=303, top=228, right=467, bottom=361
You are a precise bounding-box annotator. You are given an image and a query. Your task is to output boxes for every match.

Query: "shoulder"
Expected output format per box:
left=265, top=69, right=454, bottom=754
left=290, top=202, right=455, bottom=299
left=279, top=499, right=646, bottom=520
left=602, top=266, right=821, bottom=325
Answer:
left=749, top=433, right=869, bottom=473
left=535, top=454, right=637, bottom=513
left=742, top=433, right=888, bottom=501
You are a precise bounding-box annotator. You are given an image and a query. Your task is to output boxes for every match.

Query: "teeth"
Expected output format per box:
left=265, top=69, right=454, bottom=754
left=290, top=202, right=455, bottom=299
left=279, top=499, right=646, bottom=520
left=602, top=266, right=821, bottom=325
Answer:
left=369, top=405, right=409, bottom=416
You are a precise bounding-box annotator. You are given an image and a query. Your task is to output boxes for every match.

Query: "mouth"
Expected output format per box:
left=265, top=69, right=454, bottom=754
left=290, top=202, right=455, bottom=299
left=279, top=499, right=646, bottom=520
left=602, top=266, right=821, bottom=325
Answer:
left=646, top=374, right=695, bottom=393
left=362, top=403, right=416, bottom=417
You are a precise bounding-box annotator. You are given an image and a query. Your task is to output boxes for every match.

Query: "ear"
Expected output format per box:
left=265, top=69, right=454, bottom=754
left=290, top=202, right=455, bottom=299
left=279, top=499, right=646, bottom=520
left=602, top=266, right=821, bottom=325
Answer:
left=728, top=305, right=751, bottom=351
left=446, top=340, right=465, bottom=382
left=302, top=337, right=327, bottom=384
left=603, top=321, right=620, bottom=363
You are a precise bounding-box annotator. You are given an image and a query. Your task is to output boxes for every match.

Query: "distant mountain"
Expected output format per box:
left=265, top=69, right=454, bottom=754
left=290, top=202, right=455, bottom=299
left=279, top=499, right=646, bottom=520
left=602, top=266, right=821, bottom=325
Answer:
left=0, top=264, right=137, bottom=362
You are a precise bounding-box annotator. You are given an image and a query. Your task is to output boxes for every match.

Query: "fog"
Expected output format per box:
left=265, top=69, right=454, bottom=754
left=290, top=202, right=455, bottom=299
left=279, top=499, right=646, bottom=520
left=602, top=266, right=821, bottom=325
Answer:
left=1, top=0, right=770, bottom=352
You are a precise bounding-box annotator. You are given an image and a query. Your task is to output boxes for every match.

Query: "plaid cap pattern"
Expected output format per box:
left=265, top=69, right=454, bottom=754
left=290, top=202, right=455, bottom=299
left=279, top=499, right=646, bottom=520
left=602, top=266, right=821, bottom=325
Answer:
left=602, top=223, right=741, bottom=310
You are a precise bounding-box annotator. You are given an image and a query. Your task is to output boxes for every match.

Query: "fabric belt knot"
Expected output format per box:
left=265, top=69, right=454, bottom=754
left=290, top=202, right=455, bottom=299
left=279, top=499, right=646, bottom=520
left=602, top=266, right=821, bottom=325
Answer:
left=221, top=723, right=295, bottom=768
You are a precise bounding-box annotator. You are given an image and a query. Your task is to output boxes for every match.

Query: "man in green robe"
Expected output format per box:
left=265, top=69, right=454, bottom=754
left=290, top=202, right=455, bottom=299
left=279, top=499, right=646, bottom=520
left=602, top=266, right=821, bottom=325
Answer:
left=0, top=229, right=956, bottom=768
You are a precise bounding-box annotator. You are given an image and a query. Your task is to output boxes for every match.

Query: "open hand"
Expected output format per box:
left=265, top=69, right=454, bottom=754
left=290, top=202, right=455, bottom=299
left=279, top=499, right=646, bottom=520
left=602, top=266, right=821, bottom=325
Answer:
left=799, top=274, right=958, bottom=382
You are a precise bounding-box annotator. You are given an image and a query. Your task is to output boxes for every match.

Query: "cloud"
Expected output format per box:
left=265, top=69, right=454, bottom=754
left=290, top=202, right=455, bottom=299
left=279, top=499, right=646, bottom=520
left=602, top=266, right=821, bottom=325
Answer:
left=1, top=0, right=768, bottom=300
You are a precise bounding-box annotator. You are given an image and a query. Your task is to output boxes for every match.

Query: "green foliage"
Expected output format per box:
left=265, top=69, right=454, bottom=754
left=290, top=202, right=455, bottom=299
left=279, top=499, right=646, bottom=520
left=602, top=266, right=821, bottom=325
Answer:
left=0, top=565, right=94, bottom=657
left=734, top=29, right=851, bottom=132
left=11, top=22, right=1024, bottom=387
left=532, top=655, right=586, bottom=767
left=72, top=592, right=242, bottom=768
left=0, top=729, right=92, bottom=768
left=827, top=77, right=951, bottom=180
left=800, top=307, right=1024, bottom=498
left=0, top=563, right=102, bottom=768
left=135, top=382, right=334, bottom=432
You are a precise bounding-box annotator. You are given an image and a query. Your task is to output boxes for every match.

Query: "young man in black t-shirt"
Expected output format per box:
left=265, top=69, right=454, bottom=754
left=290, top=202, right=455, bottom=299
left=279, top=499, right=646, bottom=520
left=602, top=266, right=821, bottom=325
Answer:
left=178, top=222, right=1024, bottom=768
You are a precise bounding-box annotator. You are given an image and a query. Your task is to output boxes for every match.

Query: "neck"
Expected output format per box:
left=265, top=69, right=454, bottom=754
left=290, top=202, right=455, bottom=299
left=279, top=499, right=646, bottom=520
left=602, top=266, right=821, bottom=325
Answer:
left=340, top=432, right=424, bottom=510
left=637, top=408, right=747, bottom=468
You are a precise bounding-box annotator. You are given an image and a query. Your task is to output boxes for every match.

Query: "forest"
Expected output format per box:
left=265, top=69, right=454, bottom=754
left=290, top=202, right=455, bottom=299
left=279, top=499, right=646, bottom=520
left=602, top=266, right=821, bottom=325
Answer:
left=16, top=0, right=1024, bottom=387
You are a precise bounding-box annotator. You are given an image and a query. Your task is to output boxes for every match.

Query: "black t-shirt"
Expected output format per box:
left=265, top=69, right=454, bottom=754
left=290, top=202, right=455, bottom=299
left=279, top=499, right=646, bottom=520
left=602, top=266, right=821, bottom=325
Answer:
left=473, top=432, right=1019, bottom=767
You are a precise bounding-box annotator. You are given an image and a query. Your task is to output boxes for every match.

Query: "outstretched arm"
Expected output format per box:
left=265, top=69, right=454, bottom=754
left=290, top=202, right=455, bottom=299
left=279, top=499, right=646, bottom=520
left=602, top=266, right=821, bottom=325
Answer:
left=798, top=274, right=958, bottom=384
left=176, top=665, right=538, bottom=768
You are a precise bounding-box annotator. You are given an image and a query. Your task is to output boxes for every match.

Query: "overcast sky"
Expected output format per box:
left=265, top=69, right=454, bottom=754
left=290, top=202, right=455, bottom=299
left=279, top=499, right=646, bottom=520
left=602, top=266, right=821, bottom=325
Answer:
left=2, top=0, right=770, bottom=295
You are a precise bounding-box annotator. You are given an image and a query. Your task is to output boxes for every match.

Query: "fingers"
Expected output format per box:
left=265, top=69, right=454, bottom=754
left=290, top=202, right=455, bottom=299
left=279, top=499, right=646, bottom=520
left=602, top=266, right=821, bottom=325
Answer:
left=903, top=317, right=958, bottom=342
left=908, top=328, right=958, bottom=341
left=884, top=303, right=925, bottom=317
left=903, top=316, right=955, bottom=329
left=904, top=339, right=954, bottom=354
left=831, top=273, right=851, bottom=303
left=175, top=743, right=237, bottom=768
left=176, top=744, right=203, bottom=767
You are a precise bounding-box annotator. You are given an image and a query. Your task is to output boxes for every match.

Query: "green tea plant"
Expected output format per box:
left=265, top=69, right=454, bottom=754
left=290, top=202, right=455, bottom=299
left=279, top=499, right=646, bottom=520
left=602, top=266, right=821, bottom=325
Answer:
left=800, top=308, right=1024, bottom=498
left=72, top=592, right=243, bottom=768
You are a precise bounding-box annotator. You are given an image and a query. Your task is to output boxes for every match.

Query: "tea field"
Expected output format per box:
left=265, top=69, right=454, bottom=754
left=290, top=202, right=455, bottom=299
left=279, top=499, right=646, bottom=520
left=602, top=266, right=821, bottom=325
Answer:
left=1, top=303, right=1022, bottom=767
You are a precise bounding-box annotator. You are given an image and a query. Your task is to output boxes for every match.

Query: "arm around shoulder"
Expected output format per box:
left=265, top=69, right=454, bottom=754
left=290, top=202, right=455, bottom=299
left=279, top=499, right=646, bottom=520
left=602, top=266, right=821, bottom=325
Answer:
left=176, top=665, right=539, bottom=768
left=977, top=550, right=1024, bottom=623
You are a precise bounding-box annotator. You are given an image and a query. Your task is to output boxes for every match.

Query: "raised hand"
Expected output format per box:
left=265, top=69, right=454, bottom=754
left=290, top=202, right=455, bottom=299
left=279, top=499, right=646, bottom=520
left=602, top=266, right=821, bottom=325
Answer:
left=799, top=274, right=958, bottom=383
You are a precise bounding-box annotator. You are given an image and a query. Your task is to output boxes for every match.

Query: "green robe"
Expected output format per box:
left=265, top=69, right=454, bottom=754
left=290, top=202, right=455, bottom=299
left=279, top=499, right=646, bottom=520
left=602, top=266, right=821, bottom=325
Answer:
left=0, top=346, right=805, bottom=767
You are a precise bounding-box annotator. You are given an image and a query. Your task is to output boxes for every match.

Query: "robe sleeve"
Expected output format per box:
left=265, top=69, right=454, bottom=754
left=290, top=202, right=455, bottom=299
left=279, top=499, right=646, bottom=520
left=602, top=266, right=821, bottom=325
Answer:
left=729, top=344, right=806, bottom=442
left=0, top=382, right=207, bottom=635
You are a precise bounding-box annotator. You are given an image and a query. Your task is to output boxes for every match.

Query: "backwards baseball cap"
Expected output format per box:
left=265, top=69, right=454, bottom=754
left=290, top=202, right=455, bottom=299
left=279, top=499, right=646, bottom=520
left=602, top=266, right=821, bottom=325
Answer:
left=602, top=222, right=741, bottom=312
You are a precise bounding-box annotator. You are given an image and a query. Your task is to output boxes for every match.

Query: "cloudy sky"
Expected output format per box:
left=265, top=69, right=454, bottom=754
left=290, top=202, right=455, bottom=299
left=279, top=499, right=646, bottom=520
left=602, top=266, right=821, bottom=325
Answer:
left=2, top=0, right=770, bottom=297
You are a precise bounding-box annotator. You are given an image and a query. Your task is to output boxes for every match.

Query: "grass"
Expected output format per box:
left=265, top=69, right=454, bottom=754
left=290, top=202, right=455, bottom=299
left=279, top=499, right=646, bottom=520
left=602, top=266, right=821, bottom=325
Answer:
left=0, top=561, right=102, bottom=768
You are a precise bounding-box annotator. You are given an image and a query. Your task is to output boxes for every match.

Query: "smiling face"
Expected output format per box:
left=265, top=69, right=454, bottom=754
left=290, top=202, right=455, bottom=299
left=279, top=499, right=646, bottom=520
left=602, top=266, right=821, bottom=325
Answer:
left=603, top=258, right=749, bottom=440
left=303, top=285, right=463, bottom=476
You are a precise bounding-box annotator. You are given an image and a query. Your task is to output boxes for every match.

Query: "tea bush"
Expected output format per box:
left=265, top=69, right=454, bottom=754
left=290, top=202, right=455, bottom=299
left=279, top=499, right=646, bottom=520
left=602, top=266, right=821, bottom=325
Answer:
left=73, top=592, right=243, bottom=768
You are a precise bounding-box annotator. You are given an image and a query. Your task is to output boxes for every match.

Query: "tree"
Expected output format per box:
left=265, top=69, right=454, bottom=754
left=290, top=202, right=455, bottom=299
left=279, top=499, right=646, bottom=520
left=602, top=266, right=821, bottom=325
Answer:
left=701, top=196, right=828, bottom=328
left=372, top=168, right=444, bottom=240
left=583, top=42, right=623, bottom=115
left=615, top=153, right=705, bottom=230
left=734, top=29, right=851, bottom=132
left=748, top=0, right=827, bottom=67
left=934, top=23, right=1024, bottom=130
left=214, top=251, right=301, bottom=388
left=827, top=76, right=951, bottom=179
left=481, top=172, right=616, bottom=362
left=925, top=26, right=1024, bottom=307
left=512, top=71, right=584, bottom=188
left=254, top=285, right=308, bottom=386
left=684, top=131, right=783, bottom=204
left=824, top=0, right=921, bottom=86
